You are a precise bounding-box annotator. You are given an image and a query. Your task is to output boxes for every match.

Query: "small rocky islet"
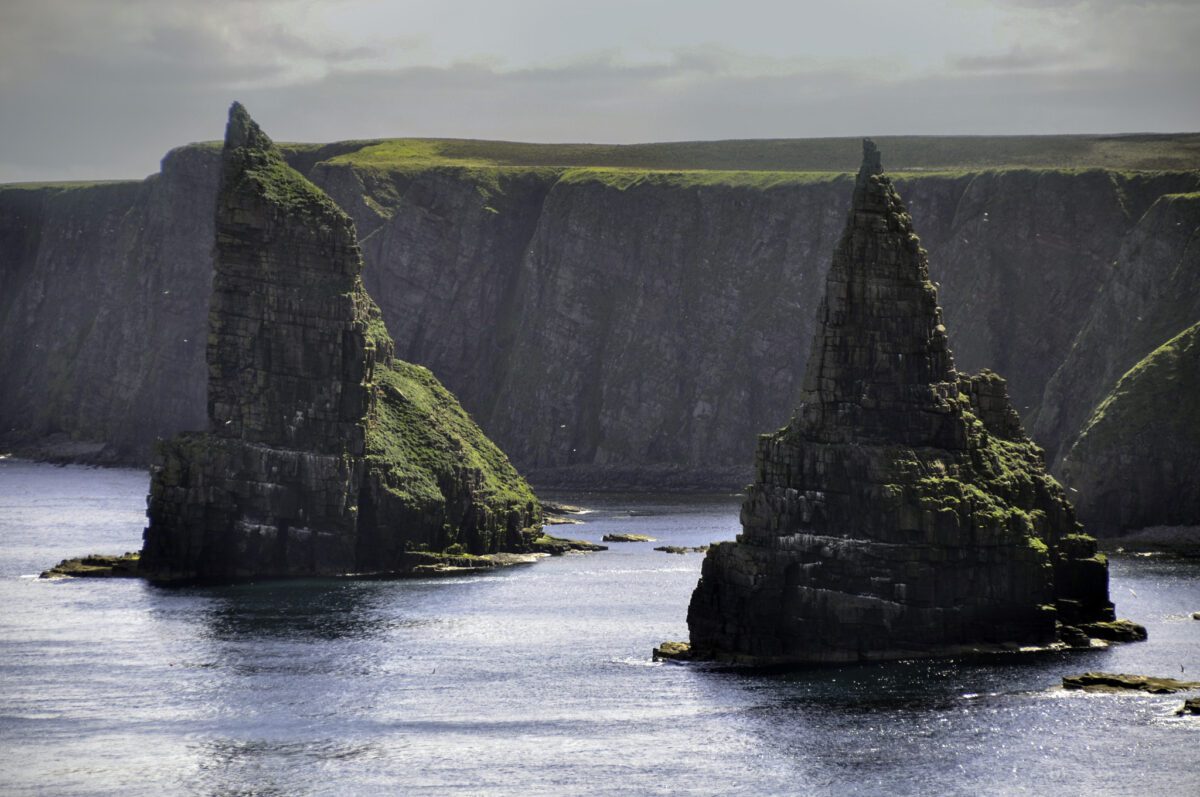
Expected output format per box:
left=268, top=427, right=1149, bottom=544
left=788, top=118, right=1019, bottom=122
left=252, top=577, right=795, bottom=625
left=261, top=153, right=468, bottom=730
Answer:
left=1061, top=672, right=1200, bottom=694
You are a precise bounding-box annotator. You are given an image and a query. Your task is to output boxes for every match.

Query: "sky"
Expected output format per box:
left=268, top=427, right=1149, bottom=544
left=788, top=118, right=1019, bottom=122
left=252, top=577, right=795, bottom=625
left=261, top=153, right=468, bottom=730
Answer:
left=1, top=0, right=1198, bottom=182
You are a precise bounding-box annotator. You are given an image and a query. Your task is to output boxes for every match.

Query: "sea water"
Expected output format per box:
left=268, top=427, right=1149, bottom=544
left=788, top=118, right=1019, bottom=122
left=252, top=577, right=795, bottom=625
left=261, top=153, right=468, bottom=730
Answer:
left=1, top=458, right=1198, bottom=796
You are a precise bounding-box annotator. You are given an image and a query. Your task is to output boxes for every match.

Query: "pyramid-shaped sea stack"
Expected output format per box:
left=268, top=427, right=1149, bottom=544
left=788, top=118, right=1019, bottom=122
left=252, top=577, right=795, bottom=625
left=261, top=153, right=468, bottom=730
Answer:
left=141, top=104, right=541, bottom=581
left=684, top=141, right=1135, bottom=664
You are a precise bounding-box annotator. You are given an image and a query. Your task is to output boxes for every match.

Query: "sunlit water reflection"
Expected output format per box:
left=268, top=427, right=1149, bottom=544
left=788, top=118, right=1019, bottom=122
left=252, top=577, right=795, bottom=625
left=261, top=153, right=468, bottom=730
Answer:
left=1, top=459, right=1197, bottom=795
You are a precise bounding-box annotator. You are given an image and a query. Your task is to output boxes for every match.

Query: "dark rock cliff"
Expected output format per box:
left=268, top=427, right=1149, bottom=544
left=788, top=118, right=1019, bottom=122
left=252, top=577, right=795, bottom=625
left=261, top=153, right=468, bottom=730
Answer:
left=0, top=149, right=213, bottom=462
left=1032, top=190, right=1200, bottom=468
left=685, top=141, right=1120, bottom=665
left=1, top=140, right=1197, bottom=527
left=141, top=105, right=540, bottom=582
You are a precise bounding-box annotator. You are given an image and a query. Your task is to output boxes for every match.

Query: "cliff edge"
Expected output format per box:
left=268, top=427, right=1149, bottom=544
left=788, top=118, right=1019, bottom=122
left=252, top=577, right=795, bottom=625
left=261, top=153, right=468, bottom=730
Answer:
left=683, top=141, right=1132, bottom=665
left=140, top=104, right=540, bottom=582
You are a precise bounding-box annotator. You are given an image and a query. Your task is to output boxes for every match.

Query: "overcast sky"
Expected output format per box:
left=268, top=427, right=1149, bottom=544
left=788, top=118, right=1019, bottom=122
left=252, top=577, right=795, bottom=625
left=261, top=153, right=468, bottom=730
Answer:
left=1, top=0, right=1198, bottom=182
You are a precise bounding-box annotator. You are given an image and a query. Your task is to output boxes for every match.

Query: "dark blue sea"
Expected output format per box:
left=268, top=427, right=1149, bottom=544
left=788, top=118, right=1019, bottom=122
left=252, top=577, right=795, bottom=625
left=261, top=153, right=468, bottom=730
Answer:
left=1, top=458, right=1198, bottom=796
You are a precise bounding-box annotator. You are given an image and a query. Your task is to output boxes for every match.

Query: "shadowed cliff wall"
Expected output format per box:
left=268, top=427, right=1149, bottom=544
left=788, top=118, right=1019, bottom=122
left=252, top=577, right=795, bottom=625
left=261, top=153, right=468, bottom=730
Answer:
left=2, top=145, right=1197, bottom=507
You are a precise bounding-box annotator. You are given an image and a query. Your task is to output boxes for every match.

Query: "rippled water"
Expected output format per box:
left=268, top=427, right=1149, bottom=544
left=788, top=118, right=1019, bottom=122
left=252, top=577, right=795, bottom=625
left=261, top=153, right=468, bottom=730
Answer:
left=1, top=458, right=1198, bottom=796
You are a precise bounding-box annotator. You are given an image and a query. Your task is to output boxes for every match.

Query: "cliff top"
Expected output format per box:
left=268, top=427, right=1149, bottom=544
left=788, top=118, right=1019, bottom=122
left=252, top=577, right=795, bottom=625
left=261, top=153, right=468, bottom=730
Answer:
left=310, top=132, right=1200, bottom=173
left=5, top=132, right=1197, bottom=192
left=795, top=139, right=958, bottom=444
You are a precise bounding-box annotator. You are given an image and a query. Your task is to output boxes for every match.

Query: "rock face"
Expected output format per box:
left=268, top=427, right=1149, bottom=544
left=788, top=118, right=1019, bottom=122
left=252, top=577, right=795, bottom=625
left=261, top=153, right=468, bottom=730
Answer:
left=1031, top=191, right=1200, bottom=469
left=140, top=105, right=540, bottom=582
left=1, top=139, right=1197, bottom=523
left=1061, top=321, right=1200, bottom=533
left=685, top=141, right=1123, bottom=665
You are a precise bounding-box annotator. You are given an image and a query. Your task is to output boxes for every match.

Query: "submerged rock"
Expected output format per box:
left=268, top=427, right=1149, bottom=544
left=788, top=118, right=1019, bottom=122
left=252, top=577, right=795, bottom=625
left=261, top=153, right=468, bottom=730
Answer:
left=654, top=545, right=710, bottom=555
left=139, top=104, right=542, bottom=582
left=1176, top=698, right=1200, bottom=716
left=683, top=140, right=1131, bottom=666
left=1063, top=672, right=1200, bottom=694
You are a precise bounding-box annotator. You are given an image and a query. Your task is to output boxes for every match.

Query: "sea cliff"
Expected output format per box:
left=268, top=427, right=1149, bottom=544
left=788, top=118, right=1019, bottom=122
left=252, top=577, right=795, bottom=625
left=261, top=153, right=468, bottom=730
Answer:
left=1, top=136, right=1197, bottom=531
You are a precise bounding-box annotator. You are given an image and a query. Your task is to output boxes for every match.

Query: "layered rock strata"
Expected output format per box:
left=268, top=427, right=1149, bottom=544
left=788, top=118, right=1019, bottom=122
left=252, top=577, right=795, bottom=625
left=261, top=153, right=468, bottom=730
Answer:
left=685, top=141, right=1128, bottom=665
left=140, top=104, right=540, bottom=582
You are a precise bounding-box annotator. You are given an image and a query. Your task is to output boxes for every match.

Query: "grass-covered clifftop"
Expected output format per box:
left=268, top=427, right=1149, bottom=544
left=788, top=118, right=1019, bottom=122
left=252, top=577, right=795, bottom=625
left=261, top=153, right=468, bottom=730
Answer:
left=315, top=133, right=1200, bottom=172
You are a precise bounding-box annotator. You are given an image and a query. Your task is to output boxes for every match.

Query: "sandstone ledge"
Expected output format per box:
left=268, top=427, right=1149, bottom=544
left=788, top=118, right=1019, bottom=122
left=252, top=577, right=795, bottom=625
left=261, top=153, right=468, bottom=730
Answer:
left=1063, top=672, right=1200, bottom=694
left=40, top=552, right=141, bottom=579
left=41, top=547, right=591, bottom=582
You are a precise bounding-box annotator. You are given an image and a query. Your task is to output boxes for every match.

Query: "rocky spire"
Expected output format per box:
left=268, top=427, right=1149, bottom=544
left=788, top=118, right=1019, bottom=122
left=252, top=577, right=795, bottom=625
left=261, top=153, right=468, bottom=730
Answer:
left=223, top=101, right=273, bottom=153
left=677, top=141, right=1134, bottom=665
left=206, top=102, right=374, bottom=456
left=796, top=139, right=957, bottom=446
left=141, top=103, right=542, bottom=582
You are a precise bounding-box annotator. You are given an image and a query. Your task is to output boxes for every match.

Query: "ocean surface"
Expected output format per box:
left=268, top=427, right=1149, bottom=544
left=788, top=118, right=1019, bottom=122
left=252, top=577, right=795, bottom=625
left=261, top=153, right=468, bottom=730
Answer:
left=1, top=458, right=1198, bottom=796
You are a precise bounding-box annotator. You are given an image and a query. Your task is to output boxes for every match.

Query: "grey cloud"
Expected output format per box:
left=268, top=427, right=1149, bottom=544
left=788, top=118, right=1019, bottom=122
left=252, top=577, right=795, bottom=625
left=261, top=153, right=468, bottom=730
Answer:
left=951, top=47, right=1074, bottom=73
left=1, top=1, right=1198, bottom=181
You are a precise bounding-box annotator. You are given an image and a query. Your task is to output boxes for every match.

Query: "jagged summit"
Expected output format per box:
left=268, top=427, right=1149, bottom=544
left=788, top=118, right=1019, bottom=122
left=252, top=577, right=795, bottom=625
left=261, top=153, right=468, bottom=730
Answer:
left=795, top=138, right=957, bottom=448
left=858, top=137, right=883, bottom=178
left=682, top=143, right=1133, bottom=665
left=223, top=101, right=273, bottom=154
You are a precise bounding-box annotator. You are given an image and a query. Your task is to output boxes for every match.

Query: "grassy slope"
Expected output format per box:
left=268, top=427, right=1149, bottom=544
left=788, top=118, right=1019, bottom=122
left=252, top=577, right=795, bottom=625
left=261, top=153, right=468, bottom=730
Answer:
left=1073, top=319, right=1200, bottom=450
left=366, top=361, right=538, bottom=513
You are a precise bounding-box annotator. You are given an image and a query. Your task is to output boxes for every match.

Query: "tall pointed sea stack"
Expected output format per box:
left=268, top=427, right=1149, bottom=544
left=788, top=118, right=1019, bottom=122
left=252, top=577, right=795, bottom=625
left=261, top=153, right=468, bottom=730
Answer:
left=141, top=104, right=540, bottom=581
left=685, top=141, right=1130, bottom=664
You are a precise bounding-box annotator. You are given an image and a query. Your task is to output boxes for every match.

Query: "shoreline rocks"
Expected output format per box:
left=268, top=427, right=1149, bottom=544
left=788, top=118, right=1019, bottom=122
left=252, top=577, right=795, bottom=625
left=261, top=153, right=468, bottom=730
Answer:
left=654, top=545, right=710, bottom=555
left=529, top=534, right=608, bottom=554
left=603, top=533, right=655, bottom=543
left=40, top=552, right=141, bottom=579
left=43, top=549, right=552, bottom=581
left=652, top=641, right=693, bottom=662
left=1062, top=672, right=1200, bottom=694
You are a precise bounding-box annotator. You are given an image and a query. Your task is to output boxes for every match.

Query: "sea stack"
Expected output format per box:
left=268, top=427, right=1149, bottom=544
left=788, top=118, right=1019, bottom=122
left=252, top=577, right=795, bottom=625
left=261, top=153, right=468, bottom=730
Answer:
left=141, top=103, right=541, bottom=581
left=684, top=140, right=1133, bottom=664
